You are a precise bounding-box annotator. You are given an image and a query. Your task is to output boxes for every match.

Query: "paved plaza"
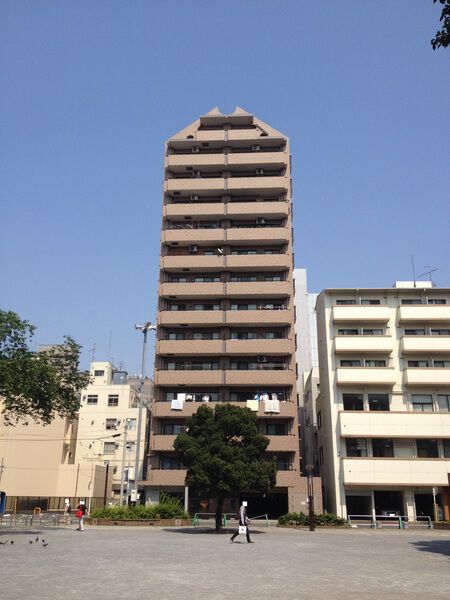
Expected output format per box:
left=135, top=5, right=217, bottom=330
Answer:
left=0, top=525, right=449, bottom=600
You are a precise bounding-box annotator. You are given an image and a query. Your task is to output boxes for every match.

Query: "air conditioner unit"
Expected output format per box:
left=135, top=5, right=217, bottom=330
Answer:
left=257, top=355, right=267, bottom=363
left=256, top=169, right=264, bottom=175
left=192, top=146, right=200, bottom=153
left=189, top=245, right=198, bottom=253
left=191, top=194, right=199, bottom=201
left=251, top=145, right=260, bottom=151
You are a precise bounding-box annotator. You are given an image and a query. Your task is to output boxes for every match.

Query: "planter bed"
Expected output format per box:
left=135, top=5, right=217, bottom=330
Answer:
left=277, top=524, right=349, bottom=529
left=87, top=518, right=192, bottom=527
left=433, top=522, right=450, bottom=530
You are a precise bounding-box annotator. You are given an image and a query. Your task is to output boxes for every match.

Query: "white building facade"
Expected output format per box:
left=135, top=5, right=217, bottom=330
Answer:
left=315, top=282, right=450, bottom=521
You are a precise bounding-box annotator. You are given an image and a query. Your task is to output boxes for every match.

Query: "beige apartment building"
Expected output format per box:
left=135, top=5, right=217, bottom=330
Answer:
left=315, top=282, right=450, bottom=521
left=75, top=361, right=151, bottom=503
left=144, top=107, right=319, bottom=517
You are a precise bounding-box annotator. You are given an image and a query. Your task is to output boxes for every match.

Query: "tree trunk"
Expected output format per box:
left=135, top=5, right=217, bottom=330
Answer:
left=215, top=496, right=224, bottom=532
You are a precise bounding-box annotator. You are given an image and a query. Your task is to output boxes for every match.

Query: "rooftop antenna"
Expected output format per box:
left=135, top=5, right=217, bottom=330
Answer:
left=411, top=255, right=416, bottom=288
left=107, top=330, right=112, bottom=361
left=418, top=266, right=438, bottom=283
left=89, top=343, right=96, bottom=362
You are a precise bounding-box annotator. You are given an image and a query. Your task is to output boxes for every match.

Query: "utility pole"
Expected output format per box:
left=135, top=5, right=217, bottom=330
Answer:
left=0, top=458, right=5, bottom=486
left=119, top=422, right=129, bottom=506
left=103, top=461, right=110, bottom=506
left=133, top=322, right=156, bottom=505
left=306, top=464, right=315, bottom=532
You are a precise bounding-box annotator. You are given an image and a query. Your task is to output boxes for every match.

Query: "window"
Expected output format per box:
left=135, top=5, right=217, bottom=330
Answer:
left=160, top=456, right=184, bottom=470
left=340, top=360, right=362, bottom=367
left=319, top=446, right=324, bottom=465
left=431, top=329, right=450, bottom=335
left=405, top=329, right=425, bottom=336
left=343, top=394, right=363, bottom=411
left=317, top=410, right=322, bottom=429
left=428, top=299, right=446, bottom=305
left=126, top=419, right=137, bottom=430
left=264, top=331, right=283, bottom=339
left=361, top=299, right=381, bottom=305
left=416, top=439, right=439, bottom=458
left=364, top=360, right=386, bottom=368
left=163, top=424, right=185, bottom=435
left=192, top=331, right=220, bottom=340
left=264, top=275, right=282, bottom=282
left=336, top=299, right=356, bottom=305
left=94, top=370, right=104, bottom=377
left=433, top=360, right=450, bottom=368
left=230, top=331, right=258, bottom=340
left=346, top=438, right=368, bottom=457
left=412, top=394, right=433, bottom=412
left=363, top=329, right=384, bottom=336
left=103, top=442, right=116, bottom=455
left=108, top=395, right=119, bottom=407
left=372, top=438, right=394, bottom=457
left=368, top=394, right=389, bottom=411
left=105, top=419, right=117, bottom=430
left=338, top=329, right=358, bottom=336
left=231, top=275, right=256, bottom=282
left=193, top=303, right=220, bottom=311
left=401, top=299, right=422, bottom=305
left=266, top=423, right=286, bottom=435
left=168, top=304, right=186, bottom=311
left=437, top=395, right=450, bottom=412
left=275, top=457, right=291, bottom=470
left=193, top=276, right=220, bottom=282
left=408, top=360, right=429, bottom=368
left=86, top=395, right=98, bottom=405
left=443, top=440, right=450, bottom=458
left=168, top=332, right=185, bottom=340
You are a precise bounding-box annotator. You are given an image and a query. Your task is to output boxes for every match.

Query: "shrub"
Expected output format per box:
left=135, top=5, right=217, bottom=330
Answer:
left=278, top=512, right=346, bottom=527
left=90, top=494, right=188, bottom=520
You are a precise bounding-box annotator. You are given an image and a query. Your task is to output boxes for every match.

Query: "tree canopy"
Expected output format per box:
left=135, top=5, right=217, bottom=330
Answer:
left=0, top=310, right=90, bottom=425
left=174, top=403, right=277, bottom=530
left=432, top=0, right=450, bottom=49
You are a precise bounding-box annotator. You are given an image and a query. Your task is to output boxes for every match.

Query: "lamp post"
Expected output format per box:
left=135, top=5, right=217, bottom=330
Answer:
left=133, top=322, right=156, bottom=505
left=306, top=464, right=315, bottom=532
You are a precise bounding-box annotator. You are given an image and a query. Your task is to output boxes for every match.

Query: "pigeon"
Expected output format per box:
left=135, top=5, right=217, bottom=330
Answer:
left=42, top=543, right=48, bottom=548
left=29, top=540, right=34, bottom=544
left=10, top=541, right=14, bottom=545
left=41, top=539, right=45, bottom=543
left=0, top=541, right=7, bottom=545
left=35, top=536, right=39, bottom=542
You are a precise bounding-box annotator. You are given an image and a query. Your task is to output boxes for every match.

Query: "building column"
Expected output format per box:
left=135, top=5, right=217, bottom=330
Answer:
left=184, top=486, right=189, bottom=513
left=404, top=488, right=415, bottom=520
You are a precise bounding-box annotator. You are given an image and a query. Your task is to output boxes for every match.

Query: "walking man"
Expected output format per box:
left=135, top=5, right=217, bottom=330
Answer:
left=230, top=501, right=253, bottom=543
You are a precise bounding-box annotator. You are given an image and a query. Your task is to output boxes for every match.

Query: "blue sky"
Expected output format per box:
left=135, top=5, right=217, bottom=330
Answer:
left=1, top=1, right=449, bottom=374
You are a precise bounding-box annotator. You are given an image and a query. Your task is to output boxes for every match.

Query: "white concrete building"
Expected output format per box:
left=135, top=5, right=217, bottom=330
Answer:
left=315, top=282, right=450, bottom=521
left=75, top=362, right=150, bottom=502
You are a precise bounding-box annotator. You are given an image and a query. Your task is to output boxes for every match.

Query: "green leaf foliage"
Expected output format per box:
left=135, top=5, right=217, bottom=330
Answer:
left=278, top=512, right=347, bottom=526
left=174, top=403, right=276, bottom=529
left=90, top=494, right=188, bottom=520
left=432, top=0, right=450, bottom=49
left=0, top=310, right=91, bottom=424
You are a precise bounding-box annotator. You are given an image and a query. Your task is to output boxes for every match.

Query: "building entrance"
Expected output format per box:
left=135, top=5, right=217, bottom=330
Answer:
left=345, top=494, right=371, bottom=517
left=414, top=493, right=434, bottom=520
left=374, top=490, right=403, bottom=516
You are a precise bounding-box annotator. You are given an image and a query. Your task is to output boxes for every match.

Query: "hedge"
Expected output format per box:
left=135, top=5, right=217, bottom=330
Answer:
left=278, top=512, right=347, bottom=526
left=90, top=494, right=188, bottom=520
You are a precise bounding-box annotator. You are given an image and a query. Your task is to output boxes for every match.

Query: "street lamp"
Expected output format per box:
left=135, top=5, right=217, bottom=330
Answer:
left=133, top=322, right=156, bottom=505
left=305, top=464, right=315, bottom=532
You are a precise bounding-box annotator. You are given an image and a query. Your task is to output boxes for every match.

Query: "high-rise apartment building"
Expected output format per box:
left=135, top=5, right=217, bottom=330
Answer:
left=315, top=282, right=450, bottom=521
left=144, top=107, right=315, bottom=516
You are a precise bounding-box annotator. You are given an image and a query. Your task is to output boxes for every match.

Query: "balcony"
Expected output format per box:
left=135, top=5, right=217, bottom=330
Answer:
left=154, top=370, right=223, bottom=386
left=163, top=229, right=224, bottom=244
left=332, top=305, right=391, bottom=323
left=228, top=152, right=288, bottom=168
left=145, top=469, right=187, bottom=486
left=226, top=227, right=289, bottom=244
left=226, top=254, right=291, bottom=271
left=156, top=340, right=223, bottom=356
left=166, top=154, right=226, bottom=168
left=266, top=435, right=298, bottom=452
left=164, top=203, right=226, bottom=219
left=161, top=255, right=224, bottom=271
left=404, top=368, right=450, bottom=386
left=342, top=457, right=450, bottom=486
left=158, top=310, right=225, bottom=326
left=225, top=339, right=294, bottom=355
left=225, top=281, right=291, bottom=298
left=165, top=178, right=225, bottom=194
left=152, top=400, right=297, bottom=419
left=401, top=336, right=450, bottom=354
left=159, top=282, right=224, bottom=299
left=336, top=367, right=397, bottom=386
left=150, top=435, right=176, bottom=452
left=339, top=411, right=450, bottom=438
left=165, top=151, right=288, bottom=169
left=225, top=309, right=294, bottom=326
left=227, top=176, right=289, bottom=193
left=398, top=305, right=450, bottom=323
left=227, top=201, right=289, bottom=218
left=225, top=369, right=295, bottom=386
left=334, top=335, right=393, bottom=354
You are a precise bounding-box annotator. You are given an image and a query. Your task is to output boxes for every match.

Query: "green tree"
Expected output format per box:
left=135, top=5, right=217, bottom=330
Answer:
left=0, top=310, right=90, bottom=425
left=174, top=403, right=277, bottom=531
left=432, top=0, right=450, bottom=49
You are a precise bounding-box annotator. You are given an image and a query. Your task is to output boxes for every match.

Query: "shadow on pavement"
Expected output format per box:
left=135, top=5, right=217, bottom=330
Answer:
left=163, top=527, right=266, bottom=535
left=410, top=540, right=450, bottom=558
